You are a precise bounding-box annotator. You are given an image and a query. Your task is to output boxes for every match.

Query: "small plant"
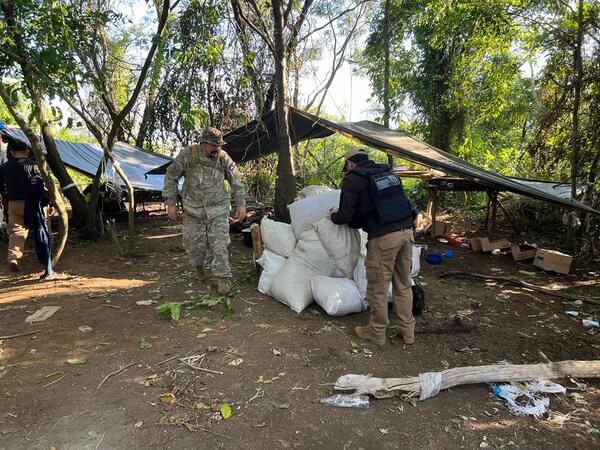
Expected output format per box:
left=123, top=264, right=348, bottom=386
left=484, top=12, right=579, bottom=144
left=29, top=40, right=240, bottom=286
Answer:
left=156, top=294, right=234, bottom=324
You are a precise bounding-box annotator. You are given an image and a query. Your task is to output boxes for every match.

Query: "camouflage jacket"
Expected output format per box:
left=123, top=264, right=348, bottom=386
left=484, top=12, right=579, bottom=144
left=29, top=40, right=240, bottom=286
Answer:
left=162, top=145, right=245, bottom=219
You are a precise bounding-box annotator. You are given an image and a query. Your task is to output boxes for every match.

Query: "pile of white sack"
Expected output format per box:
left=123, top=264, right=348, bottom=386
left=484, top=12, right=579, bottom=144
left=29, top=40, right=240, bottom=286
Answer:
left=256, top=186, right=422, bottom=316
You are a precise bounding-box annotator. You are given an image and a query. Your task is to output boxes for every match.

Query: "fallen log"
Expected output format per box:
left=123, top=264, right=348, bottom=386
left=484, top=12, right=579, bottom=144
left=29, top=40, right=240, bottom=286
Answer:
left=439, top=271, right=600, bottom=306
left=334, top=360, right=600, bottom=400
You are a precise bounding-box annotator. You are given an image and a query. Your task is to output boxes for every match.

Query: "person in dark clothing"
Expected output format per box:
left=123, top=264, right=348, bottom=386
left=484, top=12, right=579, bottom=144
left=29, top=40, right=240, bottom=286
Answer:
left=330, top=147, right=415, bottom=347
left=0, top=139, right=42, bottom=271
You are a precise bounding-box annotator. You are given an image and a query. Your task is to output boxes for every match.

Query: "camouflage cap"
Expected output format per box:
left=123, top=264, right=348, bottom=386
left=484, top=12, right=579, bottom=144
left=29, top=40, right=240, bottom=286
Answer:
left=200, top=127, right=226, bottom=145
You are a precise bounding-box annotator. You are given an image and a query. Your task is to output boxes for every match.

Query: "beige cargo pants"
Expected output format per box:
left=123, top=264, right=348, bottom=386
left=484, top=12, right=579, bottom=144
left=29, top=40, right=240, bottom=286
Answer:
left=365, top=228, right=415, bottom=344
left=7, top=200, right=28, bottom=266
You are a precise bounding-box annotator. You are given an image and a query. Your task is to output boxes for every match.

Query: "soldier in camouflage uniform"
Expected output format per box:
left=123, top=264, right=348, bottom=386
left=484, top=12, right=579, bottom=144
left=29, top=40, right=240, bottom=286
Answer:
left=162, top=127, right=246, bottom=295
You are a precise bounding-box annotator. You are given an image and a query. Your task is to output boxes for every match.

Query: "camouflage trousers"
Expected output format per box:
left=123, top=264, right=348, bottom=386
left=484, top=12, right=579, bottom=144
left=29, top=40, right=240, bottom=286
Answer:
left=182, top=212, right=232, bottom=278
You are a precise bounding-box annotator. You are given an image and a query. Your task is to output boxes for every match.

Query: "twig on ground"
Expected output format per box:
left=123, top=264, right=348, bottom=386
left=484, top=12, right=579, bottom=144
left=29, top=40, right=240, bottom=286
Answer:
left=97, top=362, right=136, bottom=389
left=202, top=427, right=231, bottom=440
left=43, top=374, right=65, bottom=388
left=175, top=377, right=193, bottom=396
left=439, top=271, right=600, bottom=306
left=292, top=383, right=311, bottom=391
left=179, top=355, right=223, bottom=375
left=154, top=355, right=178, bottom=367
left=246, top=387, right=264, bottom=403
left=95, top=432, right=105, bottom=450
left=0, top=330, right=40, bottom=340
left=98, top=304, right=123, bottom=310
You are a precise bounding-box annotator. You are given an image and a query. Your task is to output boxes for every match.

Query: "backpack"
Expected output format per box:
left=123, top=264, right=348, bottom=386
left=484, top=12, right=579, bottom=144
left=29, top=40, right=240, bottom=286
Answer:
left=353, top=164, right=414, bottom=225
left=411, top=281, right=425, bottom=316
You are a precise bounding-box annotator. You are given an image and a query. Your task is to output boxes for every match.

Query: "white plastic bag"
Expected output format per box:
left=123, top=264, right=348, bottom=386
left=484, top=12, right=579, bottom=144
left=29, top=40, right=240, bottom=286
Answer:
left=268, top=230, right=338, bottom=313
left=313, top=218, right=361, bottom=278
left=256, top=249, right=287, bottom=294
left=288, top=190, right=340, bottom=237
left=492, top=380, right=566, bottom=417
left=311, top=276, right=368, bottom=316
left=260, top=217, right=297, bottom=257
left=295, top=185, right=333, bottom=201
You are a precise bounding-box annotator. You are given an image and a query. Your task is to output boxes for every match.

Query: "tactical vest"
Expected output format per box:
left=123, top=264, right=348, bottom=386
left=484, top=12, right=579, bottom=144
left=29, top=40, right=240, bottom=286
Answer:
left=353, top=164, right=414, bottom=225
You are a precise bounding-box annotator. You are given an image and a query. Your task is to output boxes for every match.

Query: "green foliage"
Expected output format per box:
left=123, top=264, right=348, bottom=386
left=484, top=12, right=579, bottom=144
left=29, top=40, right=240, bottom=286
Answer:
left=139, top=338, right=152, bottom=349
left=156, top=302, right=181, bottom=323
left=156, top=293, right=234, bottom=324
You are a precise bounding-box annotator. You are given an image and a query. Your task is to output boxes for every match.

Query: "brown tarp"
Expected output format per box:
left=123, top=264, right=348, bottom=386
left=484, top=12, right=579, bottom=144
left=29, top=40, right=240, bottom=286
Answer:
left=147, top=108, right=597, bottom=214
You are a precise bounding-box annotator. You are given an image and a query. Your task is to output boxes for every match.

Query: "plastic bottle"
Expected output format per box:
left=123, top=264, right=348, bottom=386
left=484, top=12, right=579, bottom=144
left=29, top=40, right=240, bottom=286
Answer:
left=320, top=394, right=370, bottom=409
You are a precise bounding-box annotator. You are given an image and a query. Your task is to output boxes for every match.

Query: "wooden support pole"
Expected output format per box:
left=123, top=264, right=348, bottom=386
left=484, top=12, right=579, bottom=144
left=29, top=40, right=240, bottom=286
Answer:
left=250, top=223, right=263, bottom=279
left=497, top=199, right=519, bottom=234
left=484, top=192, right=491, bottom=230
left=490, top=191, right=498, bottom=235
left=425, top=188, right=433, bottom=219
left=430, top=188, right=438, bottom=238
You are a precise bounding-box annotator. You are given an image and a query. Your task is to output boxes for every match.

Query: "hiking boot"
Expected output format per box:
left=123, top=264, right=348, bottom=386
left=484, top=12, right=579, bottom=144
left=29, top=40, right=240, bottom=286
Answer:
left=217, top=278, right=233, bottom=296
left=354, top=325, right=386, bottom=347
left=9, top=261, right=20, bottom=272
left=196, top=266, right=207, bottom=281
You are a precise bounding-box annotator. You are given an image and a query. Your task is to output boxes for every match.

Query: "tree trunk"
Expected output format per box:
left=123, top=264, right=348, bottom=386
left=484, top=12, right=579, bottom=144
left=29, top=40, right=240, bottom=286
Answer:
left=32, top=98, right=70, bottom=264
left=231, top=0, right=265, bottom=115
left=571, top=0, right=584, bottom=200
left=135, top=91, right=156, bottom=149
left=383, top=0, right=393, bottom=166
left=0, top=0, right=90, bottom=232
left=0, top=86, right=68, bottom=267
left=568, top=0, right=585, bottom=251
left=272, top=0, right=296, bottom=222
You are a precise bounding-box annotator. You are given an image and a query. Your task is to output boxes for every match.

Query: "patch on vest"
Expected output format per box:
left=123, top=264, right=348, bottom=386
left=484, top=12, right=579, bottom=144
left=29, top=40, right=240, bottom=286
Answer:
left=227, top=161, right=236, bottom=172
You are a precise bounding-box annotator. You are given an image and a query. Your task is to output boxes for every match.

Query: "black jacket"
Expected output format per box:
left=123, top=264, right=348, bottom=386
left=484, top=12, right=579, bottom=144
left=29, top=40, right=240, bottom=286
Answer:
left=0, top=157, right=41, bottom=202
left=330, top=160, right=413, bottom=238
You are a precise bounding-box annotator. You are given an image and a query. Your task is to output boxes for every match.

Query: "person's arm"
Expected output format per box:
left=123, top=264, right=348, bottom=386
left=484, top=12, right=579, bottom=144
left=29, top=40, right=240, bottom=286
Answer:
left=222, top=153, right=246, bottom=220
left=162, top=148, right=187, bottom=220
left=330, top=175, right=358, bottom=225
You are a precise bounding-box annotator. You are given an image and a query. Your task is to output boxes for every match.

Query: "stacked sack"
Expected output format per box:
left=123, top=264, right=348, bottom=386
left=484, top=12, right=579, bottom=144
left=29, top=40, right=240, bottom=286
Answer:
left=256, top=186, right=422, bottom=316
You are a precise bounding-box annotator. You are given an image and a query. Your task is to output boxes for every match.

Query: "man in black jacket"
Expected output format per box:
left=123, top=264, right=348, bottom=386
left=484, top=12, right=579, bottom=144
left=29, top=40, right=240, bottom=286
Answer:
left=330, top=147, right=415, bottom=346
left=0, top=139, right=41, bottom=271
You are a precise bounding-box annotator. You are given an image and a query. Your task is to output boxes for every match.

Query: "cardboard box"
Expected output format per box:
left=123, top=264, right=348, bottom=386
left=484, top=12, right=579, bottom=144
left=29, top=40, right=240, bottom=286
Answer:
left=533, top=248, right=572, bottom=274
left=471, top=237, right=511, bottom=252
left=511, top=245, right=537, bottom=261
left=433, top=221, right=452, bottom=237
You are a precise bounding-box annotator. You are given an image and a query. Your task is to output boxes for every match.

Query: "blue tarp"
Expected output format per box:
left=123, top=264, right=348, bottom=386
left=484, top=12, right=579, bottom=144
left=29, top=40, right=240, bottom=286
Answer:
left=1, top=127, right=172, bottom=193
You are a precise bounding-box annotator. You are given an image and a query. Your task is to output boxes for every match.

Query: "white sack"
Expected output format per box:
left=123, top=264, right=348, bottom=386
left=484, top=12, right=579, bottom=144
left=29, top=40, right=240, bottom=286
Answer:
left=256, top=249, right=287, bottom=294
left=295, top=185, right=333, bottom=201
left=268, top=230, right=338, bottom=313
left=288, top=190, right=341, bottom=237
left=412, top=245, right=423, bottom=277
left=311, top=276, right=368, bottom=317
left=313, top=218, right=362, bottom=278
left=260, top=217, right=297, bottom=257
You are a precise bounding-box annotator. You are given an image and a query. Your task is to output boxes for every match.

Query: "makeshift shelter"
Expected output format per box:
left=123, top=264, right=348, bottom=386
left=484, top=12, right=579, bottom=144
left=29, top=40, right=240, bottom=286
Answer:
left=149, top=108, right=596, bottom=218
left=1, top=127, right=172, bottom=194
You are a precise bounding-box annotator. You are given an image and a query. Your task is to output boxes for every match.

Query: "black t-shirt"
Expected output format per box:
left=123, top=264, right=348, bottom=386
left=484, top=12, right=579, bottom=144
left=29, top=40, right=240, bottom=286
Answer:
left=0, top=158, right=41, bottom=201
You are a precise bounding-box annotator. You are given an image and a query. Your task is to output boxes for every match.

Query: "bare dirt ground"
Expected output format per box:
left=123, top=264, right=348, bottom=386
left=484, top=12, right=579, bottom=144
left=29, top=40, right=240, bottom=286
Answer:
left=1, top=210, right=600, bottom=450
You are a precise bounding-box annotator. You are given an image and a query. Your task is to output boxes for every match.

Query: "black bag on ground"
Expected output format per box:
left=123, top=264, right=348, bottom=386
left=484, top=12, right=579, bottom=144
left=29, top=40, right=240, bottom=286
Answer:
left=411, top=281, right=425, bottom=316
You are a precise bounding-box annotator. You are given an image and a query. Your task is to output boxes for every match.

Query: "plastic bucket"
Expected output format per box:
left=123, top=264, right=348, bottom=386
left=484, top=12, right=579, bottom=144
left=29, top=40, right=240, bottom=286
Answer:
left=425, top=253, right=442, bottom=265
left=242, top=228, right=253, bottom=247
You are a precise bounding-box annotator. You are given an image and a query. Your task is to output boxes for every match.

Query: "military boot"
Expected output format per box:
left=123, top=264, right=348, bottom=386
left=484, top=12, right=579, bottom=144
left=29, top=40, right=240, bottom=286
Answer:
left=217, top=278, right=233, bottom=296
left=196, top=266, right=207, bottom=281
left=9, top=260, right=20, bottom=272
left=354, top=325, right=386, bottom=347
